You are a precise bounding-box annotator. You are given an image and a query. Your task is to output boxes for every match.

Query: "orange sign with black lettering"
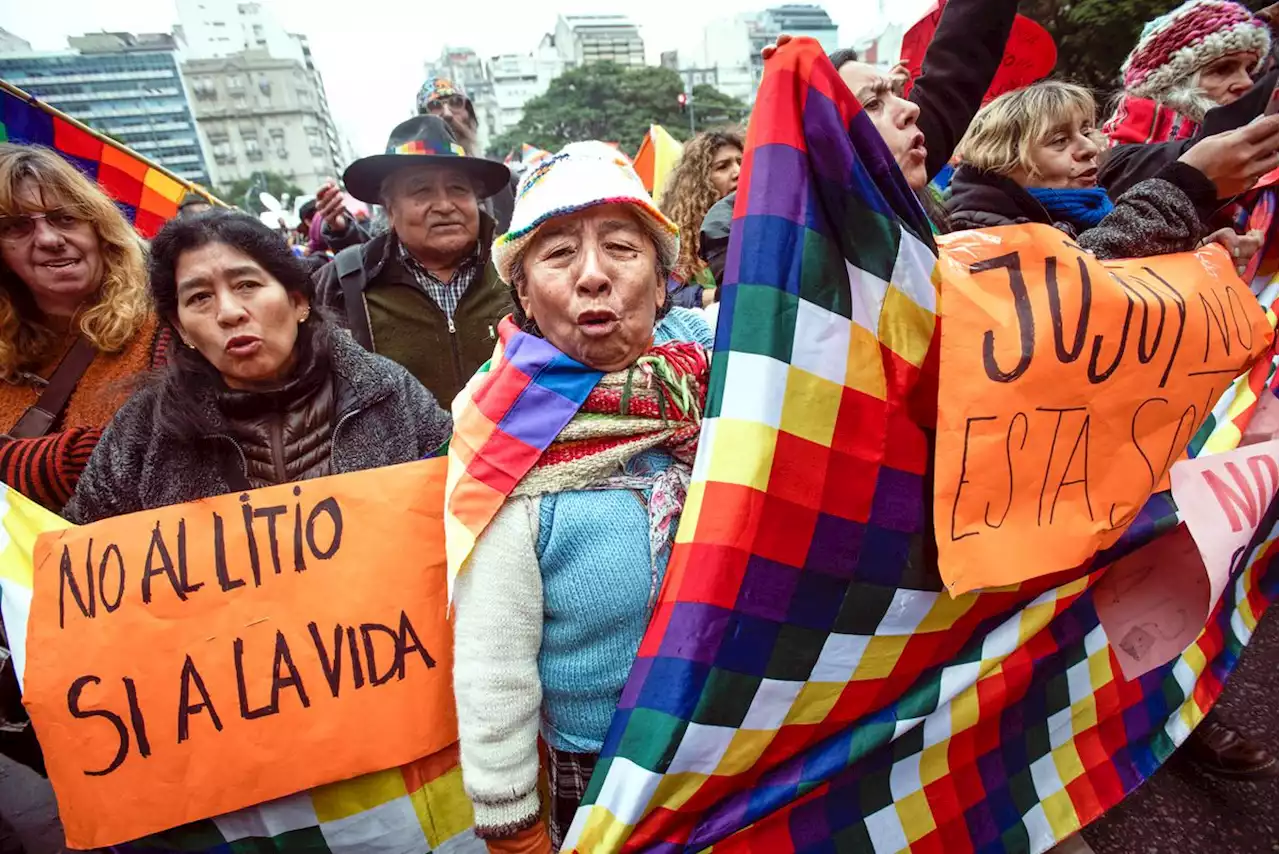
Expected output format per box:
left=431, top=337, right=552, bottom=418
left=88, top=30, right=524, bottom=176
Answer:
left=23, top=459, right=454, bottom=849
left=935, top=225, right=1273, bottom=593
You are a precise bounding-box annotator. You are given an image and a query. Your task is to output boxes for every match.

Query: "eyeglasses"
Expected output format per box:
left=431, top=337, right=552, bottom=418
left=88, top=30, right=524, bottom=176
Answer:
left=427, top=94, right=468, bottom=113
left=0, top=209, right=86, bottom=242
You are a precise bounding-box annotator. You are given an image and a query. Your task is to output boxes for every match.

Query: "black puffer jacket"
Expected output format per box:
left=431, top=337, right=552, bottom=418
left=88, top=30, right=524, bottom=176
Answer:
left=64, top=327, right=451, bottom=525
left=217, top=340, right=338, bottom=489
left=945, top=161, right=1218, bottom=259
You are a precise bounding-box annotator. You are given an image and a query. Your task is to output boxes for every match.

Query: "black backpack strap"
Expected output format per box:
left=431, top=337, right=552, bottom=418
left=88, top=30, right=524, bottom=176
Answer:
left=334, top=246, right=374, bottom=350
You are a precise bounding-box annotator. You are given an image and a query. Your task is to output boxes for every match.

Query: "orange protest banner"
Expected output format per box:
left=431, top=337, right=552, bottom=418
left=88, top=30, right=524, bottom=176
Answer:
left=23, top=459, right=455, bottom=849
left=934, top=225, right=1274, bottom=594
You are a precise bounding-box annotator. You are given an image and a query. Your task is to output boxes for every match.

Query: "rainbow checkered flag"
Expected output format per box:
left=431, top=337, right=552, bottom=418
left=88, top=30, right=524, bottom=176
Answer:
left=0, top=80, right=218, bottom=237
left=562, top=38, right=1276, bottom=853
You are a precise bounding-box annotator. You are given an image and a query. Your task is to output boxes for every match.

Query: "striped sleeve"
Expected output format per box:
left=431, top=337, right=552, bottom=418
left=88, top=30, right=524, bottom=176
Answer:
left=0, top=428, right=103, bottom=512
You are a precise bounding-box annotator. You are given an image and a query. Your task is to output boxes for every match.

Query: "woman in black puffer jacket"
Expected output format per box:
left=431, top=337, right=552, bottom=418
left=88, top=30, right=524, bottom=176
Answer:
left=64, top=211, right=451, bottom=525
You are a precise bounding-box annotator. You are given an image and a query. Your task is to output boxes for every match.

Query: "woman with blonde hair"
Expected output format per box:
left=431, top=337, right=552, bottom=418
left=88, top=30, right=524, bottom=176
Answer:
left=0, top=143, right=169, bottom=511
left=945, top=79, right=1276, bottom=259
left=660, top=128, right=743, bottom=306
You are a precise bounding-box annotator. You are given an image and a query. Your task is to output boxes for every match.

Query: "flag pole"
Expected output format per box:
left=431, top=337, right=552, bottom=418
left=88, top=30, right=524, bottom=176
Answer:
left=0, top=77, right=227, bottom=206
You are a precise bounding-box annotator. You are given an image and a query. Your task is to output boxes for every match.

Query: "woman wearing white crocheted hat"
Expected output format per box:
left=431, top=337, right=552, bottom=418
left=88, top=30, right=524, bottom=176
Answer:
left=1104, top=0, right=1272, bottom=145
left=451, top=141, right=713, bottom=853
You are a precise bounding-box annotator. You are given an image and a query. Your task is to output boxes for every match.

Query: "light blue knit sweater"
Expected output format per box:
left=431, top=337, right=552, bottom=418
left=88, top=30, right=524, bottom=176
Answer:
left=536, top=307, right=711, bottom=753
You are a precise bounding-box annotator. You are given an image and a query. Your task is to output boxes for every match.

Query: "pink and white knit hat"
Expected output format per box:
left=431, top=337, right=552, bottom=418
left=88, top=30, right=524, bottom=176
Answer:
left=1120, top=0, right=1271, bottom=100
left=491, top=141, right=679, bottom=284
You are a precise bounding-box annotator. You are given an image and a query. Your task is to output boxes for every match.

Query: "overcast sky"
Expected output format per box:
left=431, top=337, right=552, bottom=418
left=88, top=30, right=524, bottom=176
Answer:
left=1, top=0, right=924, bottom=162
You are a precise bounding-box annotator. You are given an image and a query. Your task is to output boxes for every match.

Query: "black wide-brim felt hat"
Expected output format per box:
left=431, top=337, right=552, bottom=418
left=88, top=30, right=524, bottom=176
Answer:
left=343, top=115, right=511, bottom=204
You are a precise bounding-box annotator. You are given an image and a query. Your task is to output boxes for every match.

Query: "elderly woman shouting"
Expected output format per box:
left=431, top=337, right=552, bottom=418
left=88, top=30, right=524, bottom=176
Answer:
left=450, top=142, right=713, bottom=853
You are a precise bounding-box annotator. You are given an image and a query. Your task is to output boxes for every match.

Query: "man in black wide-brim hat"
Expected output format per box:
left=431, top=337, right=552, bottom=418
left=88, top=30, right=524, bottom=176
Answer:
left=314, top=115, right=513, bottom=406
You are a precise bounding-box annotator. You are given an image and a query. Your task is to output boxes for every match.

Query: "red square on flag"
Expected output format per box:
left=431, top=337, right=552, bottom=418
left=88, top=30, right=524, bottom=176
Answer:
left=96, top=163, right=144, bottom=207
left=133, top=208, right=166, bottom=239
left=52, top=118, right=103, bottom=162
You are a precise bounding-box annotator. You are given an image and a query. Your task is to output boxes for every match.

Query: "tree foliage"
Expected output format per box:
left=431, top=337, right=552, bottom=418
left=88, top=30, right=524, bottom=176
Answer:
left=1022, top=0, right=1271, bottom=93
left=216, top=171, right=304, bottom=214
left=488, top=62, right=749, bottom=158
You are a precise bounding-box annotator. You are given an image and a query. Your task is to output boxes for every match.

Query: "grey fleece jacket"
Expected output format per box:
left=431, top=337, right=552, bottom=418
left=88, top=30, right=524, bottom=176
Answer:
left=945, top=161, right=1218, bottom=260
left=64, top=329, right=451, bottom=525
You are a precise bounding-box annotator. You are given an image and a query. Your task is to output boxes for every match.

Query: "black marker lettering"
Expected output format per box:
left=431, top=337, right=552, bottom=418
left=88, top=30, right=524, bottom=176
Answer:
left=397, top=610, right=436, bottom=672
left=175, top=519, right=204, bottom=596
left=1035, top=407, right=1086, bottom=525
left=234, top=638, right=275, bottom=719
left=123, top=677, right=150, bottom=759
left=142, top=523, right=187, bottom=605
left=269, top=630, right=310, bottom=710
left=1143, top=267, right=1186, bottom=388
left=987, top=412, right=1027, bottom=529
left=1045, top=255, right=1090, bottom=363
left=67, top=675, right=128, bottom=776
left=1200, top=290, right=1232, bottom=359
left=972, top=253, right=1035, bottom=382
left=1087, top=279, right=1134, bottom=383
left=309, top=622, right=345, bottom=697
left=1225, top=285, right=1254, bottom=349
left=1049, top=415, right=1094, bottom=524
left=213, top=512, right=245, bottom=593
left=253, top=504, right=288, bottom=576
left=346, top=626, right=365, bottom=689
left=950, top=416, right=997, bottom=541
left=177, top=655, right=222, bottom=742
left=59, top=543, right=93, bottom=628
left=306, top=498, right=343, bottom=560
left=361, top=623, right=402, bottom=686
left=292, top=486, right=307, bottom=573
left=240, top=495, right=263, bottom=587
left=97, top=542, right=124, bottom=614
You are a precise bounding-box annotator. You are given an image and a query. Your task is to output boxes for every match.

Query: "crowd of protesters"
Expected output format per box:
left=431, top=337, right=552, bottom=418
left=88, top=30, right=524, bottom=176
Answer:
left=0, top=0, right=1277, bottom=851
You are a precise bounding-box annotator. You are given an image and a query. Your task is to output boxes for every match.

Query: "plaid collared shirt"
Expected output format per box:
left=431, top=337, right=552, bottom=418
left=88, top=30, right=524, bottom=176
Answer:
left=396, top=239, right=481, bottom=322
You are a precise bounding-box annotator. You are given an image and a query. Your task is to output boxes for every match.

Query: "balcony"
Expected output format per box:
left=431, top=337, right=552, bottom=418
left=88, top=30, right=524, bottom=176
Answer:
left=4, top=69, right=174, bottom=87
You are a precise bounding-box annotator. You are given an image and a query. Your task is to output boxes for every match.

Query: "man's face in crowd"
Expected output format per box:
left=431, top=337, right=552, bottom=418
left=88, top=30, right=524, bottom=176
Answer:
left=425, top=93, right=478, bottom=151
left=383, top=165, right=480, bottom=267
left=837, top=60, right=929, bottom=190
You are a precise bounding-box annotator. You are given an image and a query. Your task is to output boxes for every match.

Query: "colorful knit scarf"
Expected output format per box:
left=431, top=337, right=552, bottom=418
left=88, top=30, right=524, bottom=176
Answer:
left=444, top=316, right=709, bottom=595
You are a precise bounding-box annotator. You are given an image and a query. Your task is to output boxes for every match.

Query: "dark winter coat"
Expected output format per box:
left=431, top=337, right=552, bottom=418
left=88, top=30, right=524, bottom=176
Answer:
left=217, top=337, right=338, bottom=489
left=313, top=214, right=512, bottom=406
left=1099, top=69, right=1277, bottom=201
left=945, top=161, right=1218, bottom=260
left=63, top=328, right=451, bottom=525
left=697, top=0, right=1020, bottom=283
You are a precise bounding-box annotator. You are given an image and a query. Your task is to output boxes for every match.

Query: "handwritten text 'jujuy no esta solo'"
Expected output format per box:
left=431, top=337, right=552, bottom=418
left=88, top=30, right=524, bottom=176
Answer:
left=935, top=230, right=1271, bottom=591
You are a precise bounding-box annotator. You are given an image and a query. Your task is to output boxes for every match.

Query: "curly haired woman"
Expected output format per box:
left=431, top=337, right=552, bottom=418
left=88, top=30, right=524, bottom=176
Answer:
left=659, top=128, right=742, bottom=308
left=0, top=144, right=170, bottom=512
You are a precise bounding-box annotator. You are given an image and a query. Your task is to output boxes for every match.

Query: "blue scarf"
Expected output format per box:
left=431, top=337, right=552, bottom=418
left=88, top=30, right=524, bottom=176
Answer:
left=1026, top=186, right=1116, bottom=229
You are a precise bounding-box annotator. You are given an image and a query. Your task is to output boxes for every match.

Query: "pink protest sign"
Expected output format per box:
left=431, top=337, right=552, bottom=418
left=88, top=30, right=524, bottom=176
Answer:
left=1171, top=442, right=1279, bottom=602
left=1095, top=525, right=1210, bottom=681
left=1098, top=443, right=1278, bottom=680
